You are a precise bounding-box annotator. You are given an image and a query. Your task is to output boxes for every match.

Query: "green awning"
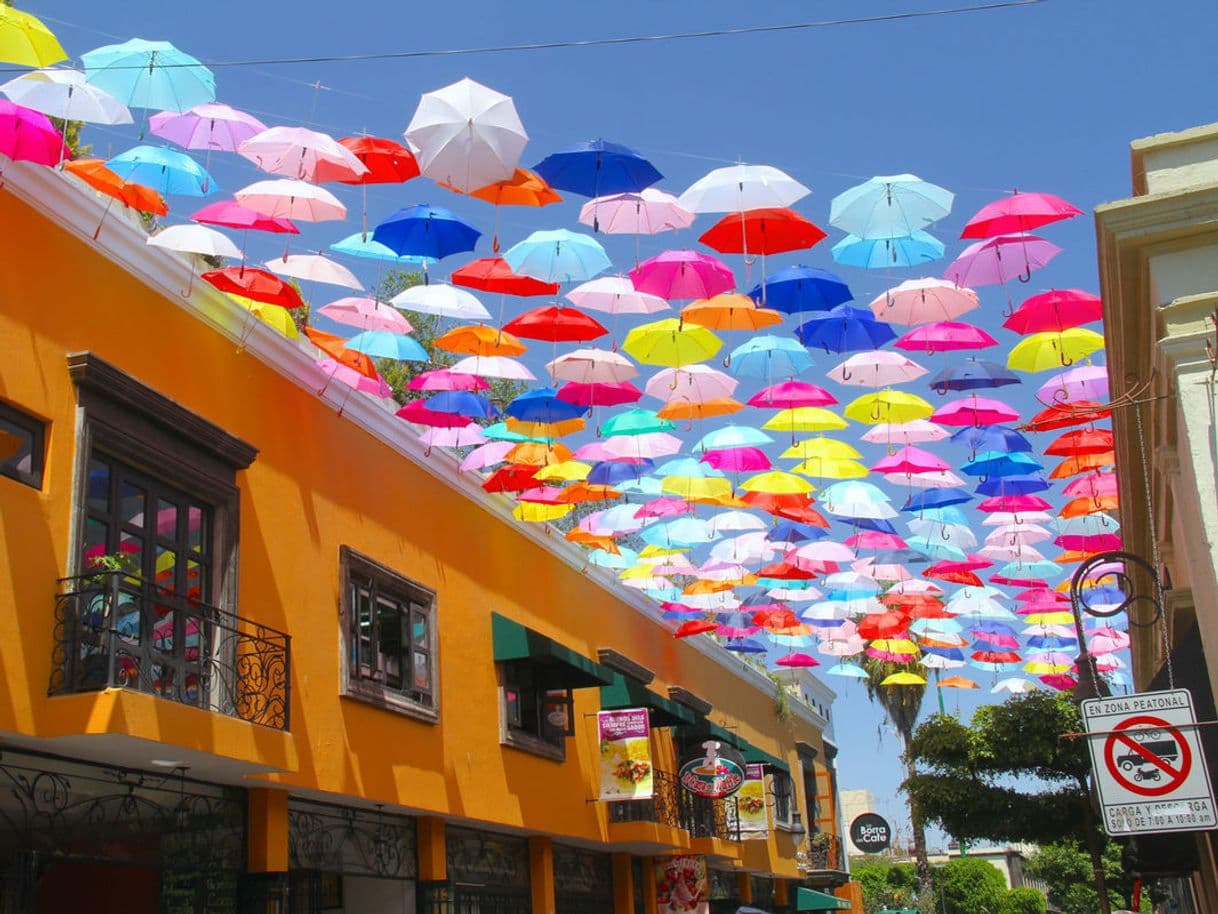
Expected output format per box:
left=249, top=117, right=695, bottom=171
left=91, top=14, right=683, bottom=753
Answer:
left=491, top=613, right=615, bottom=689
left=795, top=888, right=851, bottom=911
left=681, top=718, right=744, bottom=748
left=600, top=672, right=696, bottom=727
left=740, top=741, right=791, bottom=775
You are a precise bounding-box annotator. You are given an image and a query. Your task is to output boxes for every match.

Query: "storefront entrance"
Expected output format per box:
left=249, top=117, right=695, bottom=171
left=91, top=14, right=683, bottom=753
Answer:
left=444, top=826, right=531, bottom=914
left=553, top=844, right=613, bottom=914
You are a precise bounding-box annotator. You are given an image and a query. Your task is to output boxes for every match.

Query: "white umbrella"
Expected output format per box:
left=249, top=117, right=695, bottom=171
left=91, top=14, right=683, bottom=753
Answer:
left=985, top=523, right=1053, bottom=546
left=677, top=164, right=810, bottom=214
left=869, top=278, right=979, bottom=325
left=705, top=511, right=768, bottom=535
left=546, top=348, right=637, bottom=384
left=0, top=68, right=131, bottom=124
left=977, top=543, right=1047, bottom=563
left=146, top=223, right=241, bottom=259
left=827, top=351, right=928, bottom=388
left=265, top=253, right=363, bottom=290
left=404, top=77, right=527, bottom=192
left=449, top=356, right=535, bottom=380
left=645, top=365, right=737, bottom=403
left=991, top=677, right=1040, bottom=694
left=317, top=297, right=412, bottom=334
left=392, top=283, right=490, bottom=320
left=577, top=189, right=694, bottom=234
left=565, top=276, right=668, bottom=314
left=883, top=470, right=966, bottom=489
left=234, top=179, right=346, bottom=222
left=237, top=126, right=368, bottom=182
left=982, top=511, right=1053, bottom=526
left=860, top=419, right=949, bottom=445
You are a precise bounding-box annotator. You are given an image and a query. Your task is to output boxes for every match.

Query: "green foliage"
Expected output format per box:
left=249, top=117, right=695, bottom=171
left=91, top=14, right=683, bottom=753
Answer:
left=851, top=859, right=920, bottom=914
left=1026, top=840, right=1132, bottom=914
left=937, top=857, right=1006, bottom=914
left=862, top=658, right=927, bottom=737
left=50, top=117, right=90, bottom=158
left=998, top=887, right=1046, bottom=914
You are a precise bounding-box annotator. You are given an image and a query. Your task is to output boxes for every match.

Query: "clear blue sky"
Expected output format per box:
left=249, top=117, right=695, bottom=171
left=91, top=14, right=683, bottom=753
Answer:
left=33, top=0, right=1218, bottom=847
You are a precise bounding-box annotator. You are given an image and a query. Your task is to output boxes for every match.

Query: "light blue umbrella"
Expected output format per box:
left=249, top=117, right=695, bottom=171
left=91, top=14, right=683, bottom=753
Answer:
left=655, top=457, right=725, bottom=478
left=82, top=38, right=215, bottom=112
left=639, top=517, right=715, bottom=548
left=998, top=559, right=1065, bottom=580
left=344, top=331, right=428, bottom=362
left=330, top=232, right=435, bottom=266
left=729, top=335, right=813, bottom=379
left=828, top=174, right=953, bottom=239
left=502, top=229, right=611, bottom=283
left=1056, top=514, right=1120, bottom=536
left=911, top=506, right=970, bottom=526
left=825, top=662, right=870, bottom=679
left=905, top=536, right=968, bottom=563
left=586, top=547, right=637, bottom=569
left=106, top=145, right=216, bottom=196
left=481, top=422, right=548, bottom=444
left=696, top=425, right=773, bottom=451
left=831, top=231, right=945, bottom=269
left=615, top=477, right=663, bottom=496
left=961, top=450, right=1044, bottom=478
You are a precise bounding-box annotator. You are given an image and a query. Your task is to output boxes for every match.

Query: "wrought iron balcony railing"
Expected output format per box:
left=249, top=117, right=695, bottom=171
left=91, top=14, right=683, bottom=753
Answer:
left=607, top=769, right=741, bottom=841
left=50, top=571, right=290, bottom=730
left=608, top=769, right=684, bottom=829
left=802, top=833, right=845, bottom=873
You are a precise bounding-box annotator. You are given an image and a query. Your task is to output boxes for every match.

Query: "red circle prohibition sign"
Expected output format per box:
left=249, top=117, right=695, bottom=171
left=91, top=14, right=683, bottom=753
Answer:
left=1103, top=714, right=1192, bottom=797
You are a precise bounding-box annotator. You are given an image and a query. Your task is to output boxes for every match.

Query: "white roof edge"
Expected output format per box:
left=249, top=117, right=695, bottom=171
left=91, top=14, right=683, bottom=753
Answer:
left=6, top=162, right=827, bottom=723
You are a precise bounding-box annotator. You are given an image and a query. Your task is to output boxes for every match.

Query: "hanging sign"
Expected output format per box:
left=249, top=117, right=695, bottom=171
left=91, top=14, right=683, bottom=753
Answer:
left=679, top=740, right=746, bottom=800
left=1081, top=689, right=1216, bottom=835
left=849, top=813, right=893, bottom=853
left=655, top=855, right=709, bottom=914
left=736, top=763, right=769, bottom=839
left=597, top=708, right=654, bottom=801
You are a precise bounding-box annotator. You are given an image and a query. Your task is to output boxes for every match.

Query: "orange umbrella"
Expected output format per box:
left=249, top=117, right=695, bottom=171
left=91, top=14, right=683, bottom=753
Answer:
left=305, top=327, right=378, bottom=379
left=657, top=397, right=745, bottom=421
left=683, top=579, right=735, bottom=595
left=504, top=441, right=573, bottom=466
left=565, top=529, right=619, bottom=551
left=434, top=324, right=527, bottom=357
left=448, top=168, right=561, bottom=252
left=505, top=416, right=586, bottom=439
left=64, top=158, right=168, bottom=216
left=559, top=483, right=621, bottom=504
left=938, top=676, right=979, bottom=689
left=1049, top=451, right=1115, bottom=479
left=680, top=293, right=784, bottom=331
left=1059, top=494, right=1119, bottom=518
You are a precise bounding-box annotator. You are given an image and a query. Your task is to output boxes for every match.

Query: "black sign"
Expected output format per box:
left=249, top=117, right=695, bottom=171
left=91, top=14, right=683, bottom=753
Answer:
left=849, top=813, right=892, bottom=853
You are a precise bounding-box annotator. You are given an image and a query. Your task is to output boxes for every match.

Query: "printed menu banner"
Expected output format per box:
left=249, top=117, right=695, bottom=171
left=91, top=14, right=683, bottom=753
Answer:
left=597, top=708, right=653, bottom=801
left=737, top=763, right=770, bottom=839
left=655, top=855, right=709, bottom=914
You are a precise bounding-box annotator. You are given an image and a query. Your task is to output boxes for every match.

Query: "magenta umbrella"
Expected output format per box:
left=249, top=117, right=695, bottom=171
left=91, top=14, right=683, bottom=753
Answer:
left=150, top=103, right=267, bottom=151
left=557, top=380, right=642, bottom=407
left=894, top=321, right=998, bottom=353
left=408, top=369, right=490, bottom=392
left=870, top=446, right=951, bottom=474
left=944, top=233, right=1062, bottom=286
left=1037, top=365, right=1108, bottom=404
left=701, top=447, right=772, bottom=472
left=0, top=100, right=67, bottom=167
left=747, top=380, right=837, bottom=408
left=1062, top=471, right=1117, bottom=498
left=629, top=249, right=735, bottom=300
left=931, top=395, right=1020, bottom=427
left=191, top=200, right=299, bottom=234
left=1003, top=288, right=1103, bottom=334
left=1055, top=532, right=1121, bottom=552
left=961, top=191, right=1083, bottom=239
left=636, top=497, right=696, bottom=518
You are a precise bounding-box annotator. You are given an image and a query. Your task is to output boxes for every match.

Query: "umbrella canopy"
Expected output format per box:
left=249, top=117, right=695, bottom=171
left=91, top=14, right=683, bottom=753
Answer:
left=962, top=191, right=1083, bottom=238
left=451, top=257, right=559, bottom=296
left=392, top=283, right=491, bottom=321
left=677, top=163, right=810, bottom=213
left=317, top=297, right=413, bottom=334
left=622, top=319, right=723, bottom=367
left=566, top=276, right=668, bottom=314
left=944, top=233, right=1062, bottom=286
left=630, top=250, right=734, bottom=300
left=699, top=208, right=826, bottom=255
left=829, top=173, right=953, bottom=238
left=796, top=305, right=896, bottom=353
left=681, top=294, right=783, bottom=331
left=832, top=231, right=944, bottom=269
left=0, top=6, right=67, bottom=68
left=728, top=336, right=814, bottom=380
left=238, top=126, right=369, bottom=182
left=319, top=136, right=419, bottom=184
left=1004, top=288, right=1103, bottom=334
left=65, top=158, right=167, bottom=215
left=106, top=145, right=216, bottom=196
left=192, top=200, right=298, bottom=233
left=462, top=168, right=560, bottom=207
left=202, top=267, right=305, bottom=308
left=504, top=305, right=608, bottom=343
left=150, top=102, right=267, bottom=152
left=748, top=265, right=852, bottom=313
left=1, top=68, right=132, bottom=125
left=547, top=348, right=637, bottom=384
left=929, top=359, right=1019, bottom=393
left=373, top=204, right=480, bottom=259
left=895, top=321, right=998, bottom=353
left=577, top=188, right=693, bottom=235
left=749, top=381, right=837, bottom=409
left=82, top=38, right=215, bottom=112
left=533, top=138, right=661, bottom=197
left=869, top=278, right=979, bottom=325
left=346, top=331, right=429, bottom=362
left=147, top=223, right=241, bottom=259
left=503, top=229, right=611, bottom=283
left=827, top=351, right=926, bottom=388
left=266, top=254, right=363, bottom=290
left=235, top=179, right=346, bottom=222
left=1007, top=329, right=1106, bottom=372
left=0, top=100, right=68, bottom=166
left=330, top=233, right=433, bottom=265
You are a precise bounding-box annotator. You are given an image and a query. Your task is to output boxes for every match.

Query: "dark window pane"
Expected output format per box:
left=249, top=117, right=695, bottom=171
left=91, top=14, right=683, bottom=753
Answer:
left=83, top=518, right=109, bottom=570
left=187, top=505, right=206, bottom=554
left=0, top=402, right=45, bottom=489
left=87, top=458, right=111, bottom=513
left=156, top=498, right=179, bottom=540
left=119, top=481, right=146, bottom=529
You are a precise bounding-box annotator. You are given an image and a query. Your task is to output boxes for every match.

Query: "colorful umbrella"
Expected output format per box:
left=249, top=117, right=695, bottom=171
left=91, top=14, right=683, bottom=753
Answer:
left=869, top=278, right=979, bottom=326
left=749, top=265, right=851, bottom=313
left=677, top=163, right=810, bottom=213
left=1, top=68, right=132, bottom=126
left=1003, top=288, right=1103, bottom=333
left=699, top=207, right=827, bottom=255
left=621, top=318, right=723, bottom=367
left=191, top=200, right=297, bottom=234
left=503, top=229, right=611, bottom=283
left=533, top=138, right=661, bottom=197
left=831, top=231, right=944, bottom=269
left=235, top=179, right=346, bottom=222
left=374, top=204, right=480, bottom=259
left=961, top=191, right=1083, bottom=238
left=0, top=6, right=67, bottom=68
left=577, top=188, right=693, bottom=235
left=944, top=233, right=1062, bottom=286
left=1006, top=329, right=1105, bottom=372
left=630, top=250, right=734, bottom=300
left=829, top=173, right=953, bottom=239
left=64, top=160, right=168, bottom=218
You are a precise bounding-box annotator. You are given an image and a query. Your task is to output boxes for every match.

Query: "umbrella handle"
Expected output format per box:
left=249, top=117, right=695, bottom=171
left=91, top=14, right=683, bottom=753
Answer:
left=842, top=367, right=852, bottom=381
left=943, top=527, right=953, bottom=541
left=1018, top=265, right=1032, bottom=283
left=722, top=354, right=732, bottom=369
left=1061, top=352, right=1075, bottom=367
left=870, top=401, right=882, bottom=421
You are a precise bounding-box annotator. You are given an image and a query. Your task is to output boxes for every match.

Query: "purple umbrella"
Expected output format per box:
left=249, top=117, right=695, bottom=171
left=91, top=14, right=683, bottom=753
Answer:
left=943, top=233, right=1061, bottom=286
left=150, top=103, right=267, bottom=152
left=1037, top=365, right=1109, bottom=404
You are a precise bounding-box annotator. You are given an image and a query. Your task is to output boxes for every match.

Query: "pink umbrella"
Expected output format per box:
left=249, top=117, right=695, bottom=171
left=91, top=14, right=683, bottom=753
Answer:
left=557, top=381, right=642, bottom=407
left=818, top=637, right=866, bottom=657
left=517, top=486, right=566, bottom=504
left=977, top=494, right=1052, bottom=513
left=846, top=531, right=909, bottom=550
left=894, top=321, right=998, bottom=353
left=572, top=441, right=629, bottom=462
left=316, top=359, right=392, bottom=397
left=961, top=192, right=1084, bottom=239
left=150, top=103, right=267, bottom=151
left=944, top=233, right=1062, bottom=287
left=645, top=365, right=738, bottom=402
left=1003, top=288, right=1103, bottom=334
left=861, top=419, right=949, bottom=445
left=396, top=400, right=476, bottom=428
left=238, top=126, right=369, bottom=182
left=408, top=369, right=490, bottom=392
left=884, top=470, right=965, bottom=489
left=748, top=380, right=837, bottom=408
left=629, top=250, right=735, bottom=300
left=827, top=351, right=927, bottom=387
left=318, top=297, right=413, bottom=334
left=1087, top=627, right=1130, bottom=655
left=191, top=200, right=299, bottom=234
left=1037, top=365, right=1109, bottom=404
left=0, top=100, right=67, bottom=166
left=931, top=396, right=1020, bottom=427
left=458, top=440, right=512, bottom=470
left=871, top=446, right=951, bottom=475
left=635, top=497, right=695, bottom=518
left=566, top=276, right=669, bottom=314
left=604, top=432, right=682, bottom=459
left=1062, top=472, right=1117, bottom=498
left=424, top=425, right=490, bottom=450
left=869, top=278, right=979, bottom=325
left=578, top=188, right=694, bottom=234
left=775, top=652, right=820, bottom=668
left=700, top=447, right=771, bottom=472
left=1055, top=532, right=1122, bottom=552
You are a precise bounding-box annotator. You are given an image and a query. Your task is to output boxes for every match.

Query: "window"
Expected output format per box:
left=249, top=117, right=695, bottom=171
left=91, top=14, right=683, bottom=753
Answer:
left=340, top=547, right=438, bottom=721
left=501, top=660, right=573, bottom=759
left=0, top=400, right=46, bottom=489
left=771, top=771, right=795, bottom=828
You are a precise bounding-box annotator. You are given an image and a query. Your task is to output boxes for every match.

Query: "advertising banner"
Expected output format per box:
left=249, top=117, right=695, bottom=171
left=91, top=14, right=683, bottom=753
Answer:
left=678, top=740, right=746, bottom=799
left=737, top=763, right=769, bottom=839
left=655, top=855, right=709, bottom=914
left=597, top=708, right=653, bottom=801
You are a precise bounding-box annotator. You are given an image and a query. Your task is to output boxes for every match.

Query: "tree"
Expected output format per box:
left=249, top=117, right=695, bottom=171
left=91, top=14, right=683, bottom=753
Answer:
left=850, top=858, right=920, bottom=914
left=1026, top=840, right=1135, bottom=914
left=937, top=857, right=1006, bottom=914
left=863, top=657, right=932, bottom=889
left=905, top=692, right=1114, bottom=914
left=998, top=887, right=1047, bottom=914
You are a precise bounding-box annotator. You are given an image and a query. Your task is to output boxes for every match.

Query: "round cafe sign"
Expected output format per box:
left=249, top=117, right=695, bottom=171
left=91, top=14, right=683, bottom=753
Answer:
left=679, top=741, right=746, bottom=799
left=849, top=813, right=892, bottom=853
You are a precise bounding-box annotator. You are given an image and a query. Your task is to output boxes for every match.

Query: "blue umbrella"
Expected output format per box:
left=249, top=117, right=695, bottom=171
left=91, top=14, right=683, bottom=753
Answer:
left=616, top=477, right=663, bottom=496
left=723, top=638, right=768, bottom=654
left=1027, top=635, right=1077, bottom=650
left=950, top=425, right=1033, bottom=453
left=960, top=450, right=1044, bottom=478
left=905, top=537, right=968, bottom=562
left=767, top=521, right=826, bottom=545
left=831, top=231, right=945, bottom=269
left=82, top=38, right=215, bottom=112
left=748, top=265, right=852, bottom=314
left=503, top=387, right=587, bottom=423
left=728, top=335, right=813, bottom=379
left=903, top=488, right=973, bottom=512
left=502, top=229, right=611, bottom=283
left=640, top=517, right=715, bottom=548
left=533, top=139, right=662, bottom=198
left=344, top=331, right=429, bottom=361
left=976, top=474, right=1051, bottom=497
left=330, top=233, right=436, bottom=266
left=373, top=205, right=481, bottom=260
left=825, top=662, right=870, bottom=679
left=914, top=506, right=970, bottom=526
left=589, top=547, right=638, bottom=569
left=828, top=174, right=954, bottom=239
left=921, top=645, right=967, bottom=662
left=929, top=359, right=1020, bottom=394
left=588, top=460, right=652, bottom=486
left=106, top=145, right=216, bottom=196
left=662, top=606, right=705, bottom=620
left=481, top=422, right=548, bottom=443
left=796, top=305, right=896, bottom=353
left=998, top=559, right=1064, bottom=580
left=424, top=391, right=498, bottom=420
left=847, top=516, right=900, bottom=535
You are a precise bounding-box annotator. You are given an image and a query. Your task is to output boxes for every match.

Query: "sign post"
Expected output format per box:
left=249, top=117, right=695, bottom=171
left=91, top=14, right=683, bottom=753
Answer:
left=1081, top=689, right=1216, bottom=836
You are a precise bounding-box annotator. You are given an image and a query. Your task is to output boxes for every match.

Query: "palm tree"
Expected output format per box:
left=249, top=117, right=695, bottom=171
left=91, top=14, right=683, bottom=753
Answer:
left=863, top=657, right=932, bottom=890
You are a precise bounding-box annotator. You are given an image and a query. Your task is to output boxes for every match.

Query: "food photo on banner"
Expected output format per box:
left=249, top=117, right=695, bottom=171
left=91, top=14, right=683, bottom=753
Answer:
left=736, top=763, right=769, bottom=839
left=597, top=708, right=654, bottom=801
left=655, top=855, right=709, bottom=914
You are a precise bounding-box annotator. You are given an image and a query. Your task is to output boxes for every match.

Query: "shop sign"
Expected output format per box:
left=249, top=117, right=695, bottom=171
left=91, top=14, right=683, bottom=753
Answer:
left=849, top=813, right=892, bottom=853
left=736, top=763, right=769, bottom=839
left=679, top=740, right=745, bottom=800
left=597, top=708, right=654, bottom=801
left=655, top=855, right=709, bottom=914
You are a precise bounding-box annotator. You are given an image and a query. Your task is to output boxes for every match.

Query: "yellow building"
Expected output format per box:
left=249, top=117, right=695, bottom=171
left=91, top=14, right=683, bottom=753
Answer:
left=0, top=163, right=859, bottom=914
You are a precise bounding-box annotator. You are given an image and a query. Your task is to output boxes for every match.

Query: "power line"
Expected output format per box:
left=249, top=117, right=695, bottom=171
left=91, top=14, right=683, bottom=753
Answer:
left=22, top=0, right=1046, bottom=73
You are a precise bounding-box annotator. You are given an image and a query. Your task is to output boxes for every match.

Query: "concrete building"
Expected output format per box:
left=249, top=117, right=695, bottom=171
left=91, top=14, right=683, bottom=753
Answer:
left=838, top=791, right=878, bottom=857
left=1096, top=121, right=1218, bottom=914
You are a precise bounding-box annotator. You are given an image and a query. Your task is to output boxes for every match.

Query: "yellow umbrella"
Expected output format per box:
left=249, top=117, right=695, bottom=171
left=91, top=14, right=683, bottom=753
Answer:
left=1006, top=329, right=1105, bottom=373
left=505, top=416, right=586, bottom=438
left=638, top=545, right=689, bottom=559
left=621, top=318, right=723, bottom=367
left=871, top=638, right=919, bottom=655
left=763, top=407, right=847, bottom=433
left=844, top=390, right=933, bottom=425
left=781, top=437, right=861, bottom=460
left=434, top=324, right=527, bottom=357
left=657, top=397, right=745, bottom=421
left=620, top=563, right=666, bottom=580
left=680, top=294, right=783, bottom=332
left=231, top=295, right=299, bottom=339
left=881, top=671, right=927, bottom=686
left=513, top=502, right=572, bottom=523
left=504, top=441, right=573, bottom=466
left=0, top=6, right=67, bottom=68
left=738, top=471, right=814, bottom=495
left=534, top=460, right=591, bottom=482
left=1024, top=659, right=1070, bottom=675
left=791, top=457, right=868, bottom=479
left=660, top=476, right=735, bottom=501
left=1021, top=611, right=1074, bottom=625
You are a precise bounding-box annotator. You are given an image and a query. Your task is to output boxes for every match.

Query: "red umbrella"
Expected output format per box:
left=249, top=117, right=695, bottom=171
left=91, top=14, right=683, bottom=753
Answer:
left=504, top=305, right=608, bottom=343
left=1044, top=427, right=1114, bottom=456
left=191, top=200, right=299, bottom=234
left=739, top=491, right=830, bottom=527
left=924, top=568, right=983, bottom=586
left=1022, top=400, right=1112, bottom=432
left=481, top=464, right=540, bottom=493
left=1002, top=288, right=1102, bottom=333
left=971, top=650, right=1022, bottom=664
left=756, top=561, right=815, bottom=581
left=451, top=257, right=559, bottom=297
left=858, top=611, right=910, bottom=640
left=203, top=267, right=305, bottom=308
left=961, top=191, right=1083, bottom=239
left=753, top=608, right=801, bottom=629
left=321, top=136, right=419, bottom=184
left=675, top=619, right=718, bottom=638
left=698, top=208, right=827, bottom=255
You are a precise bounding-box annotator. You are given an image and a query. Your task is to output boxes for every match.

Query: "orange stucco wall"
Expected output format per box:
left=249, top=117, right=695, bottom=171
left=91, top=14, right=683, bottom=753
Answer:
left=0, top=178, right=837, bottom=880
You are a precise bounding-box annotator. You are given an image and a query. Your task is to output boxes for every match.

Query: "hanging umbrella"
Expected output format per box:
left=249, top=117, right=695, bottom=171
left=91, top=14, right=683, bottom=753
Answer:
left=630, top=250, right=734, bottom=300
left=329, top=233, right=433, bottom=266
left=317, top=358, right=392, bottom=398
left=404, top=77, right=527, bottom=192
left=868, top=278, right=979, bottom=325
left=503, top=229, right=611, bottom=283
left=373, top=204, right=480, bottom=259
left=238, top=126, right=368, bottom=182
left=1044, top=428, right=1115, bottom=457
left=699, top=207, right=826, bottom=255
left=233, top=296, right=299, bottom=339
left=894, top=321, right=998, bottom=353
left=191, top=200, right=298, bottom=234
left=577, top=188, right=694, bottom=235
left=235, top=179, right=346, bottom=222
left=82, top=38, right=215, bottom=112
left=796, top=305, right=896, bottom=353
left=410, top=369, right=489, bottom=393
left=871, top=446, right=950, bottom=475
left=1006, top=329, right=1105, bottom=372
left=829, top=173, right=953, bottom=238
left=1003, top=288, right=1103, bottom=334
left=1024, top=400, right=1112, bottom=432
left=316, top=136, right=419, bottom=184
left=831, top=231, right=944, bottom=269
left=931, top=396, right=1021, bottom=427
left=950, top=425, right=1032, bottom=453
left=504, top=305, right=609, bottom=342
left=681, top=294, right=783, bottom=331
left=558, top=381, right=641, bottom=407
left=547, top=348, right=637, bottom=384
left=65, top=158, right=167, bottom=217
left=748, top=265, right=851, bottom=313
left=306, top=328, right=379, bottom=379
left=533, top=138, right=661, bottom=197
left=266, top=254, right=363, bottom=290
left=1, top=68, right=131, bottom=125
left=860, top=420, right=947, bottom=445
left=460, top=167, right=560, bottom=206
left=202, top=267, right=305, bottom=308
left=843, top=390, right=933, bottom=424
left=0, top=101, right=68, bottom=166
left=929, top=359, right=1019, bottom=394
left=0, top=6, right=67, bottom=68
left=106, top=144, right=216, bottom=196
left=452, top=257, right=559, bottom=297
left=317, top=297, right=413, bottom=334
left=621, top=318, right=723, bottom=366
left=646, top=365, right=737, bottom=404
left=961, top=191, right=1083, bottom=238
left=451, top=355, right=535, bottom=380
left=728, top=336, right=814, bottom=379
left=827, top=351, right=926, bottom=387
left=391, top=283, right=491, bottom=320
left=147, top=223, right=242, bottom=259
left=677, top=163, right=810, bottom=213
left=944, top=233, right=1062, bottom=286
left=149, top=102, right=267, bottom=152
left=565, top=276, right=668, bottom=314
left=748, top=381, right=837, bottom=408
left=1037, top=365, right=1109, bottom=403
left=764, top=406, right=848, bottom=433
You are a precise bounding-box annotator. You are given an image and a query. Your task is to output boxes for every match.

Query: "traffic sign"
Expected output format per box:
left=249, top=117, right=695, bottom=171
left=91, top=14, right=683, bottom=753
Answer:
left=1081, top=689, right=1216, bottom=836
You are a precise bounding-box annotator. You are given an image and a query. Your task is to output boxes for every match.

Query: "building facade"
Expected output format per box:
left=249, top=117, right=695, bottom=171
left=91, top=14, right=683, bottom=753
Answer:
left=0, top=164, right=857, bottom=913
left=1096, top=121, right=1218, bottom=914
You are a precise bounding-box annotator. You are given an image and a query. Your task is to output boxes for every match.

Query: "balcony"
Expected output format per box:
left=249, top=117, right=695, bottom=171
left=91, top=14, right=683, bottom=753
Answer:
left=50, top=572, right=290, bottom=730
left=798, top=833, right=850, bottom=887
left=608, top=769, right=741, bottom=847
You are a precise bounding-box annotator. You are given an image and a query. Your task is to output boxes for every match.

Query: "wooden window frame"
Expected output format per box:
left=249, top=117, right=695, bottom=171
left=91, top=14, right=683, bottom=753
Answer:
left=498, top=660, right=572, bottom=762
left=770, top=770, right=797, bottom=830
left=339, top=546, right=439, bottom=724
left=0, top=399, right=47, bottom=490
